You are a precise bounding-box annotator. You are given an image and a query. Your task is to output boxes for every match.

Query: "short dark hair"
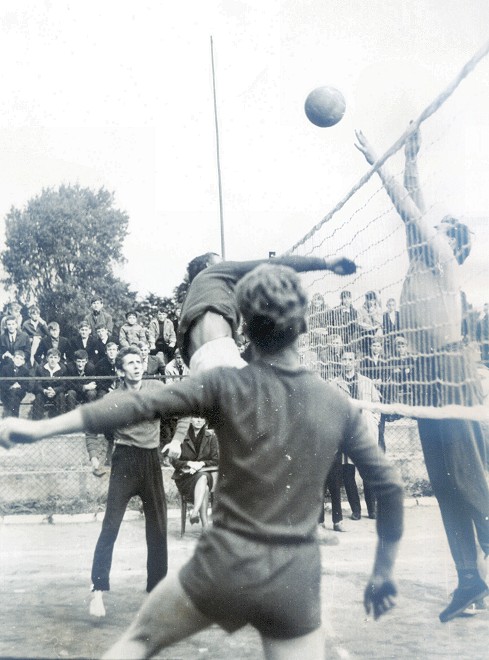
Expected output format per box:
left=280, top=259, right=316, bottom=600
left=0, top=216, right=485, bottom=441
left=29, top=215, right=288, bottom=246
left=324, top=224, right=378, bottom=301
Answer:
left=115, top=345, right=141, bottom=371
left=125, top=310, right=138, bottom=319
left=91, top=296, right=103, bottom=304
left=73, top=349, right=88, bottom=361
left=46, top=348, right=61, bottom=358
left=187, top=252, right=220, bottom=283
left=444, top=219, right=472, bottom=264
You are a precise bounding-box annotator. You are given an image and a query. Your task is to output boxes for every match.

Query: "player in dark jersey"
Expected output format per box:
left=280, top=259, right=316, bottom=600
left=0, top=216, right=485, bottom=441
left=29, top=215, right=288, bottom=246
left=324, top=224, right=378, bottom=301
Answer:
left=0, top=263, right=403, bottom=660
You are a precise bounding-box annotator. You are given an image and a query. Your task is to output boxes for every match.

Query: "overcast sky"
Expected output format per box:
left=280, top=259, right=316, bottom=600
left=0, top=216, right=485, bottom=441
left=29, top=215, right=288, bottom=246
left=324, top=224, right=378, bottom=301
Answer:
left=0, top=1, right=488, bottom=305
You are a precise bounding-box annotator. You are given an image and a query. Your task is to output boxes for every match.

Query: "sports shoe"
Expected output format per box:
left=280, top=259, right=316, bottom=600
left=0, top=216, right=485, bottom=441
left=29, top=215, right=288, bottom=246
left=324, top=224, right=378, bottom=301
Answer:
left=92, top=465, right=108, bottom=478
left=439, top=580, right=489, bottom=622
left=89, top=590, right=106, bottom=618
left=333, top=522, right=345, bottom=532
left=350, top=512, right=361, bottom=521
left=317, top=525, right=340, bottom=546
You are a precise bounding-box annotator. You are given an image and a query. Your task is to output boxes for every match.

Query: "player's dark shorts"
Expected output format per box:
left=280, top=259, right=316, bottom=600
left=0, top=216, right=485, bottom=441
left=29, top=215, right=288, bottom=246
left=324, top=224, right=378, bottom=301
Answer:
left=179, top=525, right=321, bottom=639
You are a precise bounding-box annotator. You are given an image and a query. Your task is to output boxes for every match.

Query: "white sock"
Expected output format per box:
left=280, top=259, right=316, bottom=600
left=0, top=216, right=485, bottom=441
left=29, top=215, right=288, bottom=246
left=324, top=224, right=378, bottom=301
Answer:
left=89, top=590, right=106, bottom=617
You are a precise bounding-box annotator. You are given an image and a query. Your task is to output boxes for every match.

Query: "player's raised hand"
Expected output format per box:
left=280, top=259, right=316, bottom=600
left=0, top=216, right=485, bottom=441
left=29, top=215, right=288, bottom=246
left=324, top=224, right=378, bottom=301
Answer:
left=364, top=574, right=398, bottom=620
left=0, top=418, right=41, bottom=449
left=354, top=130, right=377, bottom=166
left=405, top=121, right=421, bottom=160
left=326, top=257, right=357, bottom=276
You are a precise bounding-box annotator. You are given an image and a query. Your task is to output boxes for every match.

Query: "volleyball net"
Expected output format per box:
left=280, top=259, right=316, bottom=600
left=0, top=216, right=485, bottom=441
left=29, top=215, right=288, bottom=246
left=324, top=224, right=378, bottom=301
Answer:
left=289, top=39, right=489, bottom=421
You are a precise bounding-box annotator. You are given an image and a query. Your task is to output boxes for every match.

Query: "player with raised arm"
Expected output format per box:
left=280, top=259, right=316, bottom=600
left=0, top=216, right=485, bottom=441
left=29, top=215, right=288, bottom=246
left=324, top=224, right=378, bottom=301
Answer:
left=0, top=263, right=402, bottom=660
left=355, top=127, right=489, bottom=621
left=166, top=251, right=356, bottom=460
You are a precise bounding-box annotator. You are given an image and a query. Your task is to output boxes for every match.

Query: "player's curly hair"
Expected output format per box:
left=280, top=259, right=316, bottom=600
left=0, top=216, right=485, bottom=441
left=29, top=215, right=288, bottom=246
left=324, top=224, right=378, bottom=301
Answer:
left=236, top=264, right=308, bottom=354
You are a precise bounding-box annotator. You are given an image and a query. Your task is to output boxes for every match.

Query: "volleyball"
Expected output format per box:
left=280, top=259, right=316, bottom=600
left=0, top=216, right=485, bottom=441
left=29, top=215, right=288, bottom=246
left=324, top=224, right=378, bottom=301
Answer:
left=304, top=86, right=346, bottom=127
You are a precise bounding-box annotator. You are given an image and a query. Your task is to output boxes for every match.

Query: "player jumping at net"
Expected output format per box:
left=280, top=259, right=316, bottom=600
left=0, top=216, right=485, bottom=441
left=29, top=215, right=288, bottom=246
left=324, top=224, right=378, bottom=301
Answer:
left=0, top=263, right=403, bottom=660
left=355, top=126, right=489, bottom=622
left=166, top=252, right=355, bottom=459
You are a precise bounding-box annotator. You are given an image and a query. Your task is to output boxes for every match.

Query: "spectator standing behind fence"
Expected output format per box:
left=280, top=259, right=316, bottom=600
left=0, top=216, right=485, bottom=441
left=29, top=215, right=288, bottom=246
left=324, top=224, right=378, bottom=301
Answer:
left=307, top=293, right=329, bottom=356
left=69, top=321, right=98, bottom=364
left=0, top=315, right=31, bottom=366
left=137, top=341, right=166, bottom=377
left=119, top=311, right=147, bottom=349
left=334, top=350, right=381, bottom=520
left=0, top=350, right=31, bottom=418
left=87, top=346, right=168, bottom=619
left=84, top=296, right=114, bottom=337
left=357, top=291, right=383, bottom=355
left=31, top=348, right=67, bottom=419
left=382, top=298, right=401, bottom=356
left=388, top=335, right=417, bottom=406
left=318, top=334, right=344, bottom=382
left=35, top=322, right=71, bottom=367
left=171, top=417, right=219, bottom=530
left=476, top=303, right=489, bottom=368
left=65, top=349, right=97, bottom=411
left=360, top=337, right=390, bottom=452
left=148, top=309, right=176, bottom=363
left=327, top=290, right=359, bottom=350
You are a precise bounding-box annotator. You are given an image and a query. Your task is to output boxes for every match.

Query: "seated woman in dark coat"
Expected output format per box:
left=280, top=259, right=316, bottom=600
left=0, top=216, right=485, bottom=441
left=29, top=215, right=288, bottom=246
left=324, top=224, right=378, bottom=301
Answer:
left=171, top=417, right=219, bottom=529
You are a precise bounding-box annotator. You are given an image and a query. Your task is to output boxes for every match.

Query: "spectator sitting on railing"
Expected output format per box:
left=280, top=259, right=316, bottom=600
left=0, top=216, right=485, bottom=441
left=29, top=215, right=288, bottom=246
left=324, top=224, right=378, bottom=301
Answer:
left=137, top=341, right=166, bottom=377
left=0, top=315, right=31, bottom=366
left=22, top=305, right=50, bottom=367
left=171, top=417, right=219, bottom=530
left=148, top=308, right=176, bottom=363
left=95, top=342, right=120, bottom=398
left=164, top=348, right=189, bottom=381
left=93, top=325, right=112, bottom=362
left=91, top=342, right=120, bottom=474
left=34, top=322, right=71, bottom=367
left=0, top=302, right=23, bottom=334
left=31, top=348, right=67, bottom=419
left=69, top=321, right=98, bottom=364
left=119, top=311, right=147, bottom=349
left=65, top=349, right=97, bottom=411
left=0, top=350, right=31, bottom=418
left=84, top=296, right=114, bottom=337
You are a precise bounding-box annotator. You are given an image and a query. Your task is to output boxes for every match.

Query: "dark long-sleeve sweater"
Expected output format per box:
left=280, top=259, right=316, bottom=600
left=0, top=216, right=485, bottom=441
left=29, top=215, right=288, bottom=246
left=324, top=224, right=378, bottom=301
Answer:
left=82, top=359, right=403, bottom=544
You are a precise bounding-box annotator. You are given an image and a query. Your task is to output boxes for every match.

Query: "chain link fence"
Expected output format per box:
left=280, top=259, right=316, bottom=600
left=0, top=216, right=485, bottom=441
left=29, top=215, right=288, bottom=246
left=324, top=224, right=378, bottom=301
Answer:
left=0, top=376, right=430, bottom=516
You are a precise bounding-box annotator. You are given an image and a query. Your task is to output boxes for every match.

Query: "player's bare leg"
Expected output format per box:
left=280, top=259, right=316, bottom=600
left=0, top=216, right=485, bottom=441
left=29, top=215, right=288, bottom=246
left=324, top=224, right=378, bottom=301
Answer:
left=102, top=572, right=212, bottom=659
left=261, top=627, right=325, bottom=660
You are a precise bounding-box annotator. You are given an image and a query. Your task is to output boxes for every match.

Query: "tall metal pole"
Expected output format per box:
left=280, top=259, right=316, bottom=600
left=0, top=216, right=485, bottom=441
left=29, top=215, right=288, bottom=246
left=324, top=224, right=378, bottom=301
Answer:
left=210, top=36, right=226, bottom=259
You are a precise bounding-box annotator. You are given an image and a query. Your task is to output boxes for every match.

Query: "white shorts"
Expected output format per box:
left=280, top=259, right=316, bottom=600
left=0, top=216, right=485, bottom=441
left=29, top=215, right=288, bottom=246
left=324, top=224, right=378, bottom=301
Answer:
left=189, top=337, right=247, bottom=376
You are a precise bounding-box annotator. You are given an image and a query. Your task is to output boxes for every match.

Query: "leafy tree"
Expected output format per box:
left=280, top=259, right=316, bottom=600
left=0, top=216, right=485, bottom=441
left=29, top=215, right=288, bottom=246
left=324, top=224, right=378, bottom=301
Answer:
left=1, top=184, right=137, bottom=335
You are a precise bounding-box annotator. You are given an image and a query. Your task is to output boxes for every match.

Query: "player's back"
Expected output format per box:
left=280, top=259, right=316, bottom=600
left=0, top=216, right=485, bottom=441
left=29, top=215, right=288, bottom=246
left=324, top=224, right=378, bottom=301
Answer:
left=203, top=361, right=393, bottom=542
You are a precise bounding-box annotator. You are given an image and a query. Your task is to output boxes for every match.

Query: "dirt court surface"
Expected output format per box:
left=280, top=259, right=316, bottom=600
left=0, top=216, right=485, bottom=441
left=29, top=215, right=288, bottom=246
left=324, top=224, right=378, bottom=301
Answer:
left=1, top=500, right=488, bottom=660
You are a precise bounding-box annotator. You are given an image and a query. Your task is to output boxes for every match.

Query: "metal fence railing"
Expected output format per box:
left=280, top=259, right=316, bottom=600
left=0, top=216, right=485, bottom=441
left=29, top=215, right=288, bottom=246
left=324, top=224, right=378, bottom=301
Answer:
left=0, top=375, right=431, bottom=516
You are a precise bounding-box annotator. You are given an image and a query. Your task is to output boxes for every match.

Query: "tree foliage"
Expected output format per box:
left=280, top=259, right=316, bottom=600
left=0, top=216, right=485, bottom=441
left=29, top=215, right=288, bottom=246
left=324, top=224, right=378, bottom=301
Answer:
left=1, top=184, right=137, bottom=334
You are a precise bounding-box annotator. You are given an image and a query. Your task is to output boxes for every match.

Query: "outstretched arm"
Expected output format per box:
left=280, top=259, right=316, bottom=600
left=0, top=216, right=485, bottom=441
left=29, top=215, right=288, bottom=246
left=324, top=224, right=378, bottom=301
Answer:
left=0, top=409, right=84, bottom=448
left=403, top=123, right=426, bottom=213
left=354, top=130, right=450, bottom=263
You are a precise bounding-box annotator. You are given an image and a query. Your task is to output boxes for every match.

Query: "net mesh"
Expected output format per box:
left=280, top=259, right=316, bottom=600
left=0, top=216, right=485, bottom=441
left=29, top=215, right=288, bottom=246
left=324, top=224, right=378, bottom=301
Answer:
left=290, top=40, right=489, bottom=420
